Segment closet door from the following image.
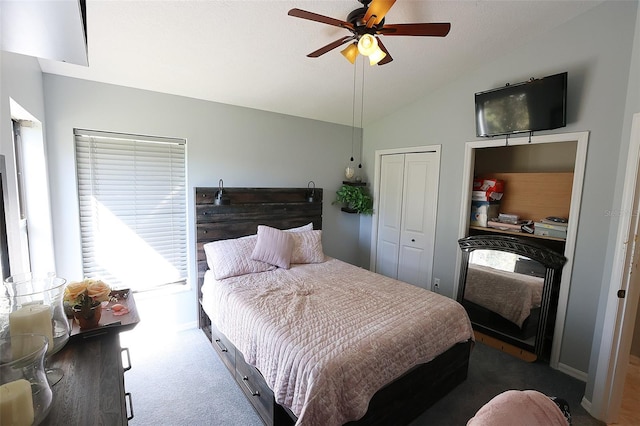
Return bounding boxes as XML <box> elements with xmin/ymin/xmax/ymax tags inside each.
<box><xmin>375</xmin><ymin>154</ymin><xmax>405</xmax><ymax>279</ymax></box>
<box><xmin>397</xmin><ymin>152</ymin><xmax>438</xmax><ymax>287</ymax></box>
<box><xmin>375</xmin><ymin>151</ymin><xmax>439</xmax><ymax>288</ymax></box>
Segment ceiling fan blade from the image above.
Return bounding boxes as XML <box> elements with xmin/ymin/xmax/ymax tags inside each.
<box><xmin>288</xmin><ymin>8</ymin><xmax>354</xmax><ymax>31</ymax></box>
<box><xmin>364</xmin><ymin>0</ymin><xmax>397</xmax><ymax>28</ymax></box>
<box><xmin>378</xmin><ymin>23</ymin><xmax>451</xmax><ymax>37</ymax></box>
<box><xmin>376</xmin><ymin>38</ymin><xmax>393</xmax><ymax>65</ymax></box>
<box><xmin>307</xmin><ymin>36</ymin><xmax>355</xmax><ymax>58</ymax></box>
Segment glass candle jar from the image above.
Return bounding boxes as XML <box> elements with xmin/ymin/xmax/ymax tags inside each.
<box><xmin>0</xmin><ymin>333</ymin><xmax>53</xmax><ymax>425</ymax></box>
<box><xmin>2</xmin><ymin>273</ymin><xmax>70</xmax><ymax>356</ymax></box>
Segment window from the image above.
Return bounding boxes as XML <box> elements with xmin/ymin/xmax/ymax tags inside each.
<box><xmin>11</xmin><ymin>121</ymin><xmax>30</xmax><ymax>275</ymax></box>
<box><xmin>0</xmin><ymin>155</ymin><xmax>10</xmax><ymax>280</ymax></box>
<box><xmin>9</xmin><ymin>100</ymin><xmax>55</xmax><ymax>274</ymax></box>
<box><xmin>74</xmin><ymin>129</ymin><xmax>186</xmax><ymax>291</ymax></box>
<box><xmin>12</xmin><ymin>120</ymin><xmax>27</xmax><ymax>221</ymax></box>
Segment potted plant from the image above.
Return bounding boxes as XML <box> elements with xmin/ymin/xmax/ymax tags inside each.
<box><xmin>334</xmin><ymin>184</ymin><xmax>374</xmax><ymax>215</ymax></box>
<box><xmin>64</xmin><ymin>278</ymin><xmax>113</xmax><ymax>329</ymax></box>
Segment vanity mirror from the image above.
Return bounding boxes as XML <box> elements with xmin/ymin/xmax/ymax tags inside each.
<box><xmin>457</xmin><ymin>235</ymin><xmax>566</xmax><ymax>362</ymax></box>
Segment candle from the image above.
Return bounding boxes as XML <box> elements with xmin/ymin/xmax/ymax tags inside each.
<box><xmin>9</xmin><ymin>304</ymin><xmax>53</xmax><ymax>357</ymax></box>
<box><xmin>0</xmin><ymin>379</ymin><xmax>34</xmax><ymax>426</ymax></box>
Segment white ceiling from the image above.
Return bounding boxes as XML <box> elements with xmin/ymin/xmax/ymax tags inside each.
<box><xmin>37</xmin><ymin>0</ymin><xmax>605</xmax><ymax>127</ymax></box>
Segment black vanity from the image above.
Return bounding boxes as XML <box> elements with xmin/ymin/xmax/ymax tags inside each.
<box><xmin>457</xmin><ymin>235</ymin><xmax>567</xmax><ymax>362</ymax></box>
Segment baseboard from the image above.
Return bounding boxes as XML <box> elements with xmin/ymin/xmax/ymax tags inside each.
<box><xmin>581</xmin><ymin>396</ymin><xmax>593</xmax><ymax>414</ymax></box>
<box><xmin>557</xmin><ymin>362</ymin><xmax>588</xmax><ymax>382</ymax></box>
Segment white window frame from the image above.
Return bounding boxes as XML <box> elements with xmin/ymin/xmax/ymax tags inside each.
<box><xmin>74</xmin><ymin>129</ymin><xmax>187</xmax><ymax>292</ymax></box>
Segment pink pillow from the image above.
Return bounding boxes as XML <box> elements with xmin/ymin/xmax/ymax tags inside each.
<box><xmin>251</xmin><ymin>225</ymin><xmax>294</xmax><ymax>269</ymax></box>
<box><xmin>467</xmin><ymin>390</ymin><xmax>569</xmax><ymax>426</ymax></box>
<box><xmin>203</xmin><ymin>235</ymin><xmax>275</xmax><ymax>280</ymax></box>
<box><xmin>290</xmin><ymin>230</ymin><xmax>325</xmax><ymax>264</ymax></box>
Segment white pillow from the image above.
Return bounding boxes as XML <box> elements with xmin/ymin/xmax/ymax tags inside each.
<box><xmin>251</xmin><ymin>225</ymin><xmax>294</xmax><ymax>269</ymax></box>
<box><xmin>290</xmin><ymin>230</ymin><xmax>325</xmax><ymax>264</ymax></box>
<box><xmin>203</xmin><ymin>235</ymin><xmax>275</xmax><ymax>280</ymax></box>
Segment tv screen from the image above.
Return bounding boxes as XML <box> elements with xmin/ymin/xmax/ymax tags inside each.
<box><xmin>475</xmin><ymin>72</ymin><xmax>567</xmax><ymax>137</ymax></box>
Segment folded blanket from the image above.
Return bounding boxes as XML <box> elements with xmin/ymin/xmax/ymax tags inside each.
<box><xmin>467</xmin><ymin>390</ymin><xmax>569</xmax><ymax>426</ymax></box>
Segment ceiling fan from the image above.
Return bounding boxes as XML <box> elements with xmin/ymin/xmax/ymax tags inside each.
<box><xmin>288</xmin><ymin>0</ymin><xmax>451</xmax><ymax>66</ymax></box>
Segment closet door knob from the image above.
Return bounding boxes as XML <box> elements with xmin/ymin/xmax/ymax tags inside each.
<box><xmin>411</xmin><ymin>239</ymin><xmax>415</xmax><ymax>242</ymax></box>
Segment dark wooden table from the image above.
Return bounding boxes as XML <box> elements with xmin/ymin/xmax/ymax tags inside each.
<box><xmin>42</xmin><ymin>332</ymin><xmax>131</xmax><ymax>425</ymax></box>
<box><xmin>41</xmin><ymin>291</ymin><xmax>139</xmax><ymax>425</ymax></box>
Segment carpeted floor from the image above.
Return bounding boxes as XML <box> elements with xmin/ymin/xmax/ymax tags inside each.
<box><xmin>120</xmin><ymin>327</ymin><xmax>604</xmax><ymax>426</ymax></box>
<box><xmin>121</xmin><ymin>326</ymin><xmax>262</xmax><ymax>426</ymax></box>
<box><xmin>410</xmin><ymin>341</ymin><xmax>604</xmax><ymax>426</ymax></box>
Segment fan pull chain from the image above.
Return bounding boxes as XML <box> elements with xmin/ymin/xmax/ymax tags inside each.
<box><xmin>358</xmin><ymin>58</ymin><xmax>365</xmax><ymax>169</ymax></box>
<box><xmin>350</xmin><ymin>55</ymin><xmax>357</xmax><ymax>163</ymax></box>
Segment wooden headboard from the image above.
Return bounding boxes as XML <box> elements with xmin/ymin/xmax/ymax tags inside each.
<box><xmin>194</xmin><ymin>187</ymin><xmax>323</xmax><ymax>326</ymax></box>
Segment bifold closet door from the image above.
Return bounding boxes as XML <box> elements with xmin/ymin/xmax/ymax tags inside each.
<box><xmin>375</xmin><ymin>154</ymin><xmax>405</xmax><ymax>279</ymax></box>
<box><xmin>376</xmin><ymin>152</ymin><xmax>438</xmax><ymax>288</ymax></box>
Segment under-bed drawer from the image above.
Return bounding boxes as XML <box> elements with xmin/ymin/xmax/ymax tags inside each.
<box><xmin>210</xmin><ymin>325</ymin><xmax>235</xmax><ymax>372</ymax></box>
<box><xmin>235</xmin><ymin>352</ymin><xmax>275</xmax><ymax>424</ymax></box>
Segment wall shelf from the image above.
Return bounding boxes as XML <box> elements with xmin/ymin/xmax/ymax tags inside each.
<box><xmin>468</xmin><ymin>225</ymin><xmax>565</xmax><ymax>242</ymax></box>
<box><xmin>341</xmin><ymin>207</ymin><xmax>358</xmax><ymax>214</ymax></box>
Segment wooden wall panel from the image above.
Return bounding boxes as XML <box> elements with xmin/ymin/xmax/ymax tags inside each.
<box><xmin>482</xmin><ymin>172</ymin><xmax>574</xmax><ymax>222</ymax></box>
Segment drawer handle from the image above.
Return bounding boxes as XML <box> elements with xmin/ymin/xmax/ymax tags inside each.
<box><xmin>214</xmin><ymin>338</ymin><xmax>228</xmax><ymax>353</ymax></box>
<box><xmin>125</xmin><ymin>392</ymin><xmax>134</xmax><ymax>420</ymax></box>
<box><xmin>121</xmin><ymin>347</ymin><xmax>132</xmax><ymax>372</ymax></box>
<box><xmin>242</xmin><ymin>376</ymin><xmax>260</xmax><ymax>397</ymax></box>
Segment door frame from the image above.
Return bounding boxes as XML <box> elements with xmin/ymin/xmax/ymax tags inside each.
<box><xmin>370</xmin><ymin>145</ymin><xmax>441</xmax><ymax>291</ymax></box>
<box><xmin>589</xmin><ymin>113</ymin><xmax>640</xmax><ymax>422</ymax></box>
<box><xmin>454</xmin><ymin>131</ymin><xmax>589</xmax><ymax>372</ymax></box>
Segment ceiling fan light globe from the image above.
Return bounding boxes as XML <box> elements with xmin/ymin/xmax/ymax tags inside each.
<box><xmin>357</xmin><ymin>34</ymin><xmax>378</xmax><ymax>56</ymax></box>
<box><xmin>368</xmin><ymin>47</ymin><xmax>386</xmax><ymax>65</ymax></box>
<box><xmin>340</xmin><ymin>43</ymin><xmax>359</xmax><ymax>64</ymax></box>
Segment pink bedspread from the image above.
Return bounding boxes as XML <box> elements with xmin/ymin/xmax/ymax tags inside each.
<box><xmin>464</xmin><ymin>263</ymin><xmax>544</xmax><ymax>328</ymax></box>
<box><xmin>201</xmin><ymin>258</ymin><xmax>473</xmax><ymax>426</ymax></box>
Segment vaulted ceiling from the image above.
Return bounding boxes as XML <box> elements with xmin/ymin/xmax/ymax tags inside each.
<box><xmin>36</xmin><ymin>0</ymin><xmax>605</xmax><ymax>126</ymax></box>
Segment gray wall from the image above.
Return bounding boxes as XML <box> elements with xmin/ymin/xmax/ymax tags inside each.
<box><xmin>362</xmin><ymin>0</ymin><xmax>638</xmax><ymax>381</ymax></box>
<box><xmin>41</xmin><ymin>74</ymin><xmax>362</xmax><ymax>328</ymax></box>
<box><xmin>585</xmin><ymin>0</ymin><xmax>640</xmax><ymax>404</ymax></box>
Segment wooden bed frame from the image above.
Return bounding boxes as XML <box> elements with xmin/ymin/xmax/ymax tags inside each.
<box><xmin>195</xmin><ymin>186</ymin><xmax>472</xmax><ymax>425</ymax></box>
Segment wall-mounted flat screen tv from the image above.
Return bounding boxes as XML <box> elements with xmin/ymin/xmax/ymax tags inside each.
<box><xmin>475</xmin><ymin>72</ymin><xmax>567</xmax><ymax>137</ymax></box>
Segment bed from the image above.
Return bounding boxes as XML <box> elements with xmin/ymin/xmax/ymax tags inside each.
<box><xmin>196</xmin><ymin>187</ymin><xmax>474</xmax><ymax>425</ymax></box>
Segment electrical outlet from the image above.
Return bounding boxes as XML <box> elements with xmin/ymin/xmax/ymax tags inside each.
<box><xmin>433</xmin><ymin>278</ymin><xmax>440</xmax><ymax>293</ymax></box>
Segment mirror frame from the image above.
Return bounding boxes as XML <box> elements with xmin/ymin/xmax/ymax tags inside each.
<box><xmin>457</xmin><ymin>234</ymin><xmax>567</xmax><ymax>360</ymax></box>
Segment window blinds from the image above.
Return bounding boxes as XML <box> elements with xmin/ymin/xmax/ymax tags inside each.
<box><xmin>74</xmin><ymin>129</ymin><xmax>187</xmax><ymax>291</ymax></box>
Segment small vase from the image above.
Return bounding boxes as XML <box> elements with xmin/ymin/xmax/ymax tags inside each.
<box><xmin>345</xmin><ymin>166</ymin><xmax>355</xmax><ymax>180</ymax></box>
<box><xmin>73</xmin><ymin>304</ymin><xmax>102</xmax><ymax>330</ymax></box>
